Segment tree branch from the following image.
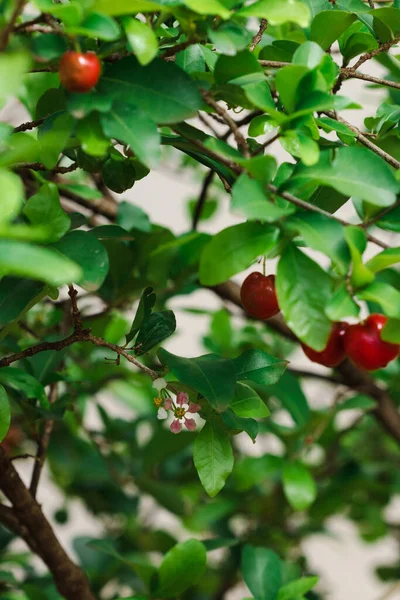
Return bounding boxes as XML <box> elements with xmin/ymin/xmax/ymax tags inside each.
<box><xmin>250</xmin><ymin>19</ymin><xmax>268</xmax><ymax>52</ymax></box>
<box><xmin>0</xmin><ymin>446</ymin><xmax>96</xmax><ymax>600</ymax></box>
<box><xmin>352</xmin><ymin>35</ymin><xmax>400</xmax><ymax>70</ymax></box>
<box><xmin>201</xmin><ymin>91</ymin><xmax>250</xmax><ymax>157</ymax></box>
<box><xmin>29</xmin><ymin>383</ymin><xmax>57</xmax><ymax>498</ymax></box>
<box><xmin>192</xmin><ymin>170</ymin><xmax>215</xmax><ymax>230</ymax></box>
<box><xmin>18</xmin><ymin>162</ymin><xmax>78</xmax><ymax>174</ymax></box>
<box><xmin>13</xmin><ymin>117</ymin><xmax>46</xmax><ymax>133</ymax></box>
<box><xmin>0</xmin><ymin>0</ymin><xmax>26</xmax><ymax>51</ymax></box>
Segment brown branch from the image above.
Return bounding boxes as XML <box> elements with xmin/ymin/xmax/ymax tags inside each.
<box><xmin>342</xmin><ymin>68</ymin><xmax>400</xmax><ymax>91</ymax></box>
<box><xmin>201</xmin><ymin>91</ymin><xmax>250</xmax><ymax>157</ymax></box>
<box><xmin>0</xmin><ymin>446</ymin><xmax>96</xmax><ymax>600</ymax></box>
<box><xmin>18</xmin><ymin>162</ymin><xmax>78</xmax><ymax>174</ymax></box>
<box><xmin>253</xmin><ymin>132</ymin><xmax>280</xmax><ymax>156</ymax></box>
<box><xmin>192</xmin><ymin>170</ymin><xmax>215</xmax><ymax>230</ymax></box>
<box><xmin>250</xmin><ymin>18</ymin><xmax>268</xmax><ymax>52</ymax></box>
<box><xmin>323</xmin><ymin>111</ymin><xmax>400</xmax><ymax>170</ymax></box>
<box><xmin>0</xmin><ymin>503</ymin><xmax>43</xmax><ymax>557</ymax></box>
<box><xmin>68</xmin><ymin>285</ymin><xmax>83</xmax><ymax>331</ymax></box>
<box><xmin>352</xmin><ymin>34</ymin><xmax>400</xmax><ymax>70</ymax></box>
<box><xmin>0</xmin><ymin>0</ymin><xmax>26</xmax><ymax>51</ymax></box>
<box><xmin>160</xmin><ymin>39</ymin><xmax>199</xmax><ymax>59</ymax></box>
<box><xmin>210</xmin><ymin>281</ymin><xmax>400</xmax><ymax>444</ymax></box>
<box><xmin>59</xmin><ymin>186</ymin><xmax>117</xmax><ymax>219</ymax></box>
<box><xmin>29</xmin><ymin>383</ymin><xmax>57</xmax><ymax>498</ymax></box>
<box><xmin>13</xmin><ymin>117</ymin><xmax>46</xmax><ymax>133</ymax></box>
<box><xmin>363</xmin><ymin>198</ymin><xmax>400</xmax><ymax>228</ymax></box>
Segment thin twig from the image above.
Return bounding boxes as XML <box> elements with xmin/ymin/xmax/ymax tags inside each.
<box><xmin>198</xmin><ymin>112</ymin><xmax>221</xmax><ymax>138</ymax></box>
<box><xmin>201</xmin><ymin>90</ymin><xmax>250</xmax><ymax>157</ymax></box>
<box><xmin>19</xmin><ymin>162</ymin><xmax>78</xmax><ymax>174</ymax></box>
<box><xmin>250</xmin><ymin>19</ymin><xmax>268</xmax><ymax>52</ymax></box>
<box><xmin>68</xmin><ymin>285</ymin><xmax>83</xmax><ymax>331</ymax></box>
<box><xmin>363</xmin><ymin>198</ymin><xmax>400</xmax><ymax>228</ymax></box>
<box><xmin>160</xmin><ymin>38</ymin><xmax>199</xmax><ymax>59</ymax></box>
<box><xmin>352</xmin><ymin>34</ymin><xmax>400</xmax><ymax>70</ymax></box>
<box><xmin>343</xmin><ymin>69</ymin><xmax>400</xmax><ymax>91</ymax></box>
<box><xmin>0</xmin><ymin>0</ymin><xmax>26</xmax><ymax>51</ymax></box>
<box><xmin>30</xmin><ymin>383</ymin><xmax>57</xmax><ymax>498</ymax></box>
<box><xmin>13</xmin><ymin>117</ymin><xmax>46</xmax><ymax>133</ymax></box>
<box><xmin>192</xmin><ymin>170</ymin><xmax>215</xmax><ymax>230</ymax></box>
<box><xmin>253</xmin><ymin>132</ymin><xmax>280</xmax><ymax>155</ymax></box>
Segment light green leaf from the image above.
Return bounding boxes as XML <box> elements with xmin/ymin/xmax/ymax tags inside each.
<box><xmin>0</xmin><ymin>169</ymin><xmax>24</xmax><ymax>223</ymax></box>
<box><xmin>0</xmin><ymin>385</ymin><xmax>10</xmax><ymax>443</ymax></box>
<box><xmin>94</xmin><ymin>0</ymin><xmax>179</xmax><ymax>14</ymax></box>
<box><xmin>241</xmin><ymin>545</ymin><xmax>282</xmax><ymax>600</ymax></box>
<box><xmin>282</xmin><ymin>462</ymin><xmax>317</xmax><ymax>511</ymax></box>
<box><xmin>101</xmin><ymin>101</ymin><xmax>161</xmax><ymax>168</ymax></box>
<box><xmin>231</xmin><ymin>174</ymin><xmax>293</xmax><ymax>222</ymax></box>
<box><xmin>231</xmin><ymin>383</ymin><xmax>271</xmax><ymax>418</ymax></box>
<box><xmin>117</xmin><ymin>201</ymin><xmax>151</xmax><ymax>233</ymax></box>
<box><xmin>76</xmin><ymin>113</ymin><xmax>110</xmax><ymax>157</ymax></box>
<box><xmin>193</xmin><ymin>421</ymin><xmax>234</xmax><ymax>497</ymax></box>
<box><xmin>366</xmin><ymin>247</ymin><xmax>400</xmax><ymax>273</ymax></box>
<box><xmin>382</xmin><ymin>318</ymin><xmax>400</xmax><ymax>343</ymax></box>
<box><xmin>23</xmin><ymin>183</ymin><xmax>70</xmax><ymax>243</ymax></box>
<box><xmin>277</xmin><ymin>576</ymin><xmax>319</xmax><ymax>600</ymax></box>
<box><xmin>38</xmin><ymin>112</ymin><xmax>75</xmax><ymax>169</ymax></box>
<box><xmin>292</xmin><ymin>41</ymin><xmax>324</xmax><ymax>68</ymax></box>
<box><xmin>199</xmin><ymin>222</ymin><xmax>279</xmax><ymax>286</ymax></box>
<box><xmin>67</xmin><ymin>12</ymin><xmax>121</xmax><ymax>40</ymax></box>
<box><xmin>337</xmin><ymin>395</ymin><xmax>377</xmax><ymax>412</ymax></box>
<box><xmin>183</xmin><ymin>0</ymin><xmax>231</xmax><ymax>18</ymax></box>
<box><xmin>325</xmin><ymin>283</ymin><xmax>360</xmax><ymax>321</ymax></box>
<box><xmin>233</xmin><ymin>349</ymin><xmax>288</xmax><ymax>387</ymax></box>
<box><xmin>0</xmin><ymin>240</ymin><xmax>81</xmax><ymax>286</ymax></box>
<box><xmin>238</xmin><ymin>0</ymin><xmax>310</xmax><ymax>27</ymax></box>
<box><xmin>158</xmin><ymin>539</ymin><xmax>207</xmax><ymax>597</ymax></box>
<box><xmin>122</xmin><ymin>17</ymin><xmax>158</xmax><ymax>65</ymax></box>
<box><xmin>0</xmin><ymin>52</ymin><xmax>31</xmax><ymax>109</ymax></box>
<box><xmin>280</xmin><ymin>131</ymin><xmax>320</xmax><ymax>166</ymax></box>
<box><xmin>276</xmin><ymin>244</ymin><xmax>332</xmax><ymax>351</ymax></box>
<box><xmin>311</xmin><ymin>11</ymin><xmax>356</xmax><ymax>50</ymax></box>
<box><xmin>345</xmin><ymin>227</ymin><xmax>375</xmax><ymax>288</ymax></box>
<box><xmin>357</xmin><ymin>282</ymin><xmax>400</xmax><ymax>319</ymax></box>
<box><xmin>209</xmin><ymin>21</ymin><xmax>251</xmax><ymax>56</ymax></box>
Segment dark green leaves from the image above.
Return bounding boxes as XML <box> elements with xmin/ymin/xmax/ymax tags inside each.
<box><xmin>193</xmin><ymin>421</ymin><xmax>234</xmax><ymax>497</ymax></box>
<box><xmin>100</xmin><ymin>58</ymin><xmax>202</xmax><ymax>124</ymax></box>
<box><xmin>241</xmin><ymin>545</ymin><xmax>282</xmax><ymax>600</ymax></box>
<box><xmin>282</xmin><ymin>462</ymin><xmax>317</xmax><ymax>511</ymax></box>
<box><xmin>23</xmin><ymin>183</ymin><xmax>70</xmax><ymax>242</ymax></box>
<box><xmin>158</xmin><ymin>349</ymin><xmax>236</xmax><ymax>412</ymax></box>
<box><xmin>277</xmin><ymin>244</ymin><xmax>333</xmax><ymax>350</ymax></box>
<box><xmin>135</xmin><ymin>311</ymin><xmax>176</xmax><ymax>355</ymax></box>
<box><xmin>157</xmin><ymin>539</ymin><xmax>207</xmax><ymax>597</ymax></box>
<box><xmin>0</xmin><ymin>385</ymin><xmax>10</xmax><ymax>443</ymax></box>
<box><xmin>0</xmin><ymin>367</ymin><xmax>48</xmax><ymax>408</ymax></box>
<box><xmin>231</xmin><ymin>174</ymin><xmax>293</xmax><ymax>223</ymax></box>
<box><xmin>199</xmin><ymin>223</ymin><xmax>279</xmax><ymax>286</ymax></box>
<box><xmin>233</xmin><ymin>349</ymin><xmax>288</xmax><ymax>387</ymax></box>
<box><xmin>311</xmin><ymin>11</ymin><xmax>356</xmax><ymax>50</ymax></box>
<box><xmin>125</xmin><ymin>287</ymin><xmax>156</xmax><ymax>345</ymax></box>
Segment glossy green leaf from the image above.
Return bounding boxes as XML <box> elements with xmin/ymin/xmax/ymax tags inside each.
<box><xmin>53</xmin><ymin>230</ymin><xmax>109</xmax><ymax>291</ymax></box>
<box><xmin>233</xmin><ymin>349</ymin><xmax>288</xmax><ymax>387</ymax></box>
<box><xmin>337</xmin><ymin>395</ymin><xmax>377</xmax><ymax>412</ymax></box>
<box><xmin>221</xmin><ymin>409</ymin><xmax>259</xmax><ymax>441</ymax></box>
<box><xmin>94</xmin><ymin>0</ymin><xmax>180</xmax><ymax>14</ymax></box>
<box><xmin>135</xmin><ymin>310</ymin><xmax>176</xmax><ymax>355</ymax></box>
<box><xmin>277</xmin><ymin>244</ymin><xmax>332</xmax><ymax>350</ymax></box>
<box><xmin>366</xmin><ymin>247</ymin><xmax>400</xmax><ymax>273</ymax></box>
<box><xmin>280</xmin><ymin>131</ymin><xmax>320</xmax><ymax>166</ymax></box>
<box><xmin>311</xmin><ymin>11</ymin><xmax>356</xmax><ymax>50</ymax></box>
<box><xmin>208</xmin><ymin>21</ymin><xmax>251</xmax><ymax>56</ymax></box>
<box><xmin>277</xmin><ymin>576</ymin><xmax>319</xmax><ymax>600</ymax></box>
<box><xmin>0</xmin><ymin>169</ymin><xmax>24</xmax><ymax>224</ymax></box>
<box><xmin>193</xmin><ymin>421</ymin><xmax>234</xmax><ymax>497</ymax></box>
<box><xmin>126</xmin><ymin>287</ymin><xmax>156</xmax><ymax>345</ymax></box>
<box><xmin>382</xmin><ymin>318</ymin><xmax>400</xmax><ymax>343</ymax></box>
<box><xmin>325</xmin><ymin>283</ymin><xmax>360</xmax><ymax>321</ymax></box>
<box><xmin>268</xmin><ymin>372</ymin><xmax>310</xmax><ymax>426</ymax></box>
<box><xmin>100</xmin><ymin>57</ymin><xmax>202</xmax><ymax>124</ymax></box>
<box><xmin>101</xmin><ymin>156</ymin><xmax>136</xmax><ymax>193</ymax></box>
<box><xmin>283</xmin><ymin>462</ymin><xmax>317</xmax><ymax>511</ymax></box>
<box><xmin>357</xmin><ymin>282</ymin><xmax>400</xmax><ymax>319</ymax></box>
<box><xmin>158</xmin><ymin>349</ymin><xmax>236</xmax><ymax>412</ymax></box>
<box><xmin>0</xmin><ymin>52</ymin><xmax>31</xmax><ymax>109</ymax></box>
<box><xmin>67</xmin><ymin>12</ymin><xmax>121</xmax><ymax>40</ymax></box>
<box><xmin>0</xmin><ymin>385</ymin><xmax>10</xmax><ymax>443</ymax></box>
<box><xmin>38</xmin><ymin>112</ymin><xmax>75</xmax><ymax>169</ymax></box>
<box><xmin>122</xmin><ymin>17</ymin><xmax>158</xmax><ymax>66</ymax></box>
<box><xmin>158</xmin><ymin>539</ymin><xmax>207</xmax><ymax>596</ymax></box>
<box><xmin>117</xmin><ymin>201</ymin><xmax>151</xmax><ymax>233</ymax></box>
<box><xmin>183</xmin><ymin>0</ymin><xmax>230</xmax><ymax>18</ymax></box>
<box><xmin>231</xmin><ymin>174</ymin><xmax>293</xmax><ymax>222</ymax></box>
<box><xmin>0</xmin><ymin>278</ymin><xmax>46</xmax><ymax>330</ymax></box>
<box><xmin>0</xmin><ymin>367</ymin><xmax>48</xmax><ymax>408</ymax></box>
<box><xmin>23</xmin><ymin>183</ymin><xmax>70</xmax><ymax>243</ymax></box>
<box><xmin>231</xmin><ymin>383</ymin><xmax>271</xmax><ymax>418</ymax></box>
<box><xmin>0</xmin><ymin>240</ymin><xmax>81</xmax><ymax>286</ymax></box>
<box><xmin>237</xmin><ymin>0</ymin><xmax>310</xmax><ymax>27</ymax></box>
<box><xmin>76</xmin><ymin>113</ymin><xmax>110</xmax><ymax>157</ymax></box>
<box><xmin>199</xmin><ymin>223</ymin><xmax>279</xmax><ymax>286</ymax></box>
<box><xmin>345</xmin><ymin>227</ymin><xmax>375</xmax><ymax>289</ymax></box>
<box><xmin>175</xmin><ymin>44</ymin><xmax>206</xmax><ymax>73</ymax></box>
<box><xmin>241</xmin><ymin>545</ymin><xmax>282</xmax><ymax>600</ymax></box>
<box><xmin>101</xmin><ymin>101</ymin><xmax>161</xmax><ymax>168</ymax></box>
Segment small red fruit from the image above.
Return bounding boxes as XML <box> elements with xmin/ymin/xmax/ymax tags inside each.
<box><xmin>344</xmin><ymin>313</ymin><xmax>399</xmax><ymax>371</ymax></box>
<box><xmin>59</xmin><ymin>51</ymin><xmax>101</xmax><ymax>93</ymax></box>
<box><xmin>302</xmin><ymin>321</ymin><xmax>348</xmax><ymax>368</ymax></box>
<box><xmin>240</xmin><ymin>272</ymin><xmax>280</xmax><ymax>320</ymax></box>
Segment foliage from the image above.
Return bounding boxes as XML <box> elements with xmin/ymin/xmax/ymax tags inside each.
<box><xmin>0</xmin><ymin>1</ymin><xmax>400</xmax><ymax>599</ymax></box>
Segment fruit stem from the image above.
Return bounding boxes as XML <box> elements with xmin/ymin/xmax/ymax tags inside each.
<box><xmin>262</xmin><ymin>256</ymin><xmax>266</xmax><ymax>276</ymax></box>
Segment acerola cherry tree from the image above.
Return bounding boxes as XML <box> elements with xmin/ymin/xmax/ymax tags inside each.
<box><xmin>1</xmin><ymin>0</ymin><xmax>400</xmax><ymax>599</ymax></box>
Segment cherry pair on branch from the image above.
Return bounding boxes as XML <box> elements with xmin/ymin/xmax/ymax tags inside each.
<box><xmin>240</xmin><ymin>272</ymin><xmax>399</xmax><ymax>371</ymax></box>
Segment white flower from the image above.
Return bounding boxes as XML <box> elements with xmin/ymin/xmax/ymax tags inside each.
<box><xmin>157</xmin><ymin>407</ymin><xmax>168</xmax><ymax>420</ymax></box>
<box><xmin>153</xmin><ymin>377</ymin><xmax>167</xmax><ymax>392</ymax></box>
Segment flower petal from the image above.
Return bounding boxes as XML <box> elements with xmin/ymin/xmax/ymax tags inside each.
<box><xmin>188</xmin><ymin>402</ymin><xmax>201</xmax><ymax>413</ymax></box>
<box><xmin>184</xmin><ymin>417</ymin><xmax>196</xmax><ymax>431</ymax></box>
<box><xmin>153</xmin><ymin>377</ymin><xmax>167</xmax><ymax>392</ymax></box>
<box><xmin>163</xmin><ymin>398</ymin><xmax>172</xmax><ymax>410</ymax></box>
<box><xmin>176</xmin><ymin>391</ymin><xmax>189</xmax><ymax>406</ymax></box>
<box><xmin>157</xmin><ymin>407</ymin><xmax>168</xmax><ymax>420</ymax></box>
<box><xmin>170</xmin><ymin>419</ymin><xmax>182</xmax><ymax>434</ymax></box>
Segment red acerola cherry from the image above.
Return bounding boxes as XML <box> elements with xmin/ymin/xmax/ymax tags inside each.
<box><xmin>344</xmin><ymin>313</ymin><xmax>399</xmax><ymax>371</ymax></box>
<box><xmin>240</xmin><ymin>272</ymin><xmax>280</xmax><ymax>320</ymax></box>
<box><xmin>59</xmin><ymin>51</ymin><xmax>101</xmax><ymax>93</ymax></box>
<box><xmin>301</xmin><ymin>322</ymin><xmax>349</xmax><ymax>368</ymax></box>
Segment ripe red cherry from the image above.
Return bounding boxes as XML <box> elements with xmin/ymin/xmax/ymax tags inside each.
<box><xmin>59</xmin><ymin>51</ymin><xmax>101</xmax><ymax>93</ymax></box>
<box><xmin>344</xmin><ymin>314</ymin><xmax>399</xmax><ymax>371</ymax></box>
<box><xmin>240</xmin><ymin>272</ymin><xmax>279</xmax><ymax>320</ymax></box>
<box><xmin>302</xmin><ymin>321</ymin><xmax>349</xmax><ymax>368</ymax></box>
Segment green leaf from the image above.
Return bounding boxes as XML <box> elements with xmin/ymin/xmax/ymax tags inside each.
<box><xmin>122</xmin><ymin>17</ymin><xmax>158</xmax><ymax>66</ymax></box>
<box><xmin>183</xmin><ymin>0</ymin><xmax>231</xmax><ymax>18</ymax></box>
<box><xmin>337</xmin><ymin>395</ymin><xmax>377</xmax><ymax>412</ymax></box>
<box><xmin>100</xmin><ymin>57</ymin><xmax>202</xmax><ymax>124</ymax></box>
<box><xmin>268</xmin><ymin>372</ymin><xmax>310</xmax><ymax>426</ymax></box>
<box><xmin>292</xmin><ymin>40</ymin><xmax>324</xmax><ymax>68</ymax></box>
<box><xmin>0</xmin><ymin>367</ymin><xmax>48</xmax><ymax>409</ymax></box>
<box><xmin>158</xmin><ymin>349</ymin><xmax>236</xmax><ymax>412</ymax></box>
<box><xmin>325</xmin><ymin>283</ymin><xmax>360</xmax><ymax>321</ymax></box>
<box><xmin>0</xmin><ymin>240</ymin><xmax>81</xmax><ymax>286</ymax></box>
<box><xmin>285</xmin><ymin>212</ymin><xmax>350</xmax><ymax>275</ymax></box>
<box><xmin>53</xmin><ymin>230</ymin><xmax>109</xmax><ymax>291</ymax></box>
<box><xmin>176</xmin><ymin>44</ymin><xmax>206</xmax><ymax>73</ymax></box>
<box><xmin>221</xmin><ymin>409</ymin><xmax>259</xmax><ymax>441</ymax></box>
<box><xmin>237</xmin><ymin>0</ymin><xmax>310</xmax><ymax>27</ymax></box>
<box><xmin>125</xmin><ymin>287</ymin><xmax>156</xmax><ymax>345</ymax></box>
<box><xmin>316</xmin><ymin>116</ymin><xmax>357</xmax><ymax>138</ymax></box>
<box><xmin>208</xmin><ymin>21</ymin><xmax>251</xmax><ymax>56</ymax></box>
<box><xmin>0</xmin><ymin>278</ymin><xmax>46</xmax><ymax>330</ymax></box>
<box><xmin>285</xmin><ymin>148</ymin><xmax>400</xmax><ymax>207</ymax></box>
<box><xmin>276</xmin><ymin>244</ymin><xmax>332</xmax><ymax>351</ymax></box>
<box><xmin>38</xmin><ymin>112</ymin><xmax>75</xmax><ymax>169</ymax></box>
<box><xmin>241</xmin><ymin>545</ymin><xmax>282</xmax><ymax>600</ymax></box>
<box><xmin>23</xmin><ymin>183</ymin><xmax>70</xmax><ymax>243</ymax></box>
<box><xmin>233</xmin><ymin>349</ymin><xmax>288</xmax><ymax>387</ymax></box>
<box><xmin>345</xmin><ymin>227</ymin><xmax>375</xmax><ymax>289</ymax></box>
<box><xmin>101</xmin><ymin>101</ymin><xmax>160</xmax><ymax>169</ymax></box>
<box><xmin>0</xmin><ymin>385</ymin><xmax>10</xmax><ymax>443</ymax></box>
<box><xmin>311</xmin><ymin>11</ymin><xmax>356</xmax><ymax>50</ymax></box>
<box><xmin>76</xmin><ymin>113</ymin><xmax>110</xmax><ymax>157</ymax></box>
<box><xmin>117</xmin><ymin>201</ymin><xmax>151</xmax><ymax>233</ymax></box>
<box><xmin>0</xmin><ymin>52</ymin><xmax>31</xmax><ymax>109</ymax></box>
<box><xmin>231</xmin><ymin>174</ymin><xmax>294</xmax><ymax>222</ymax></box>
<box><xmin>158</xmin><ymin>539</ymin><xmax>207</xmax><ymax>597</ymax></box>
<box><xmin>366</xmin><ymin>247</ymin><xmax>400</xmax><ymax>273</ymax></box>
<box><xmin>231</xmin><ymin>382</ymin><xmax>271</xmax><ymax>418</ymax></box>
<box><xmin>193</xmin><ymin>421</ymin><xmax>234</xmax><ymax>497</ymax></box>
<box><xmin>282</xmin><ymin>462</ymin><xmax>317</xmax><ymax>511</ymax></box>
<box><xmin>199</xmin><ymin>223</ymin><xmax>279</xmax><ymax>286</ymax></box>
<box><xmin>101</xmin><ymin>156</ymin><xmax>136</xmax><ymax>193</ymax></box>
<box><xmin>382</xmin><ymin>318</ymin><xmax>400</xmax><ymax>343</ymax></box>
<box><xmin>280</xmin><ymin>131</ymin><xmax>320</xmax><ymax>167</ymax></box>
<box><xmin>0</xmin><ymin>169</ymin><xmax>24</xmax><ymax>223</ymax></box>
<box><xmin>357</xmin><ymin>282</ymin><xmax>400</xmax><ymax>319</ymax></box>
<box><xmin>67</xmin><ymin>12</ymin><xmax>121</xmax><ymax>40</ymax></box>
<box><xmin>135</xmin><ymin>311</ymin><xmax>176</xmax><ymax>355</ymax></box>
<box><xmin>277</xmin><ymin>576</ymin><xmax>319</xmax><ymax>600</ymax></box>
